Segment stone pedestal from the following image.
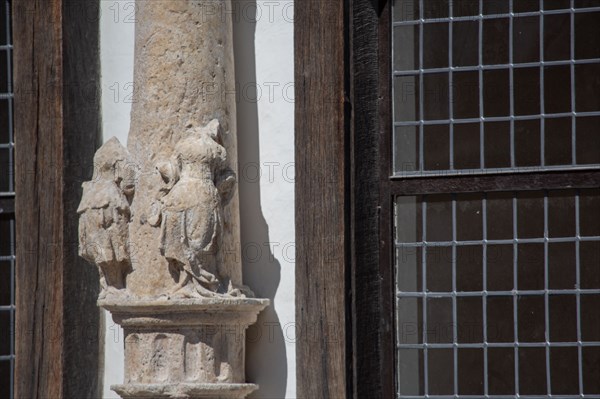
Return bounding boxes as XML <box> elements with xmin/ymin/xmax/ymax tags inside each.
<box><xmin>101</xmin><ymin>298</ymin><xmax>268</xmax><ymax>399</ymax></box>
<box><xmin>76</xmin><ymin>1</ymin><xmax>268</xmax><ymax>398</ymax></box>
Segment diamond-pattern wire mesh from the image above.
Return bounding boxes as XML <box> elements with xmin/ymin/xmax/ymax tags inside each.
<box><xmin>0</xmin><ymin>0</ymin><xmax>14</xmax><ymax>398</ymax></box>
<box><xmin>394</xmin><ymin>189</ymin><xmax>600</xmax><ymax>397</ymax></box>
<box><xmin>393</xmin><ymin>1</ymin><xmax>600</xmax><ymax>396</ymax></box>
<box><xmin>392</xmin><ymin>0</ymin><xmax>600</xmax><ymax>176</ymax></box>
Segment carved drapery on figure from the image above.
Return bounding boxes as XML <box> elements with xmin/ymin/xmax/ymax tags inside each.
<box><xmin>151</xmin><ymin>119</ymin><xmax>249</xmax><ymax>298</ymax></box>
<box><xmin>78</xmin><ymin>119</ymin><xmax>248</xmax><ymax>299</ymax></box>
<box><xmin>78</xmin><ymin>137</ymin><xmax>134</xmax><ymax>297</ymax></box>
<box><xmin>77</xmin><ymin>1</ymin><xmax>267</xmax><ymax>398</ymax></box>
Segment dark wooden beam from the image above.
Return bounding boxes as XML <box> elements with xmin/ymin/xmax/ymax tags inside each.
<box><xmin>13</xmin><ymin>0</ymin><xmax>102</xmax><ymax>397</ymax></box>
<box><xmin>390</xmin><ymin>169</ymin><xmax>600</xmax><ymax>195</ymax></box>
<box><xmin>295</xmin><ymin>0</ymin><xmax>350</xmax><ymax>397</ymax></box>
<box><xmin>350</xmin><ymin>0</ymin><xmax>395</xmax><ymax>397</ymax></box>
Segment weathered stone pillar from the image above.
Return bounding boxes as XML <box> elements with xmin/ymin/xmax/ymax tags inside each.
<box><xmin>128</xmin><ymin>0</ymin><xmax>242</xmax><ymax>295</ymax></box>
<box><xmin>77</xmin><ymin>1</ymin><xmax>268</xmax><ymax>398</ymax></box>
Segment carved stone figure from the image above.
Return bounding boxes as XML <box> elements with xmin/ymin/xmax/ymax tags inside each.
<box><xmin>150</xmin><ymin>119</ymin><xmax>236</xmax><ymax>297</ymax></box>
<box><xmin>78</xmin><ymin>137</ymin><xmax>135</xmax><ymax>297</ymax></box>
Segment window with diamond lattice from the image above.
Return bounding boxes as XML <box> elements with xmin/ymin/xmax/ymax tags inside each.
<box><xmin>392</xmin><ymin>1</ymin><xmax>600</xmax><ymax>397</ymax></box>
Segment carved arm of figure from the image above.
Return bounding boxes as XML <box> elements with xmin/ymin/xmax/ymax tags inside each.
<box><xmin>216</xmin><ymin>168</ymin><xmax>236</xmax><ymax>205</ymax></box>
<box><xmin>148</xmin><ymin>159</ymin><xmax>180</xmax><ymax>227</ymax></box>
<box><xmin>156</xmin><ymin>159</ymin><xmax>180</xmax><ymax>190</ymax></box>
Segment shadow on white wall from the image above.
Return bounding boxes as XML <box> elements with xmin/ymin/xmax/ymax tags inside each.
<box><xmin>234</xmin><ymin>1</ymin><xmax>290</xmax><ymax>397</ymax></box>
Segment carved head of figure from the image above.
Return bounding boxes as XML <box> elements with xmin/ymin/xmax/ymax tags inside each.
<box><xmin>118</xmin><ymin>161</ymin><xmax>137</xmax><ymax>199</ymax></box>
<box><xmin>177</xmin><ymin>119</ymin><xmax>224</xmax><ymax>161</ymax></box>
<box><xmin>169</xmin><ymin>119</ymin><xmax>228</xmax><ymax>180</ymax></box>
<box><xmin>93</xmin><ymin>137</ymin><xmax>136</xmax><ymax>197</ymax></box>
<box><xmin>154</xmin><ymin>119</ymin><xmax>235</xmax><ymax>210</ymax></box>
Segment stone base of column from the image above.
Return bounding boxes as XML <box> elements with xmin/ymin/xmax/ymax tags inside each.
<box><xmin>99</xmin><ymin>297</ymin><xmax>269</xmax><ymax>399</ymax></box>
<box><xmin>112</xmin><ymin>383</ymin><xmax>258</xmax><ymax>399</ymax></box>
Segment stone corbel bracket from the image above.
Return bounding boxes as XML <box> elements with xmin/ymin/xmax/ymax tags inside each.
<box><xmin>100</xmin><ymin>298</ymin><xmax>269</xmax><ymax>399</ymax></box>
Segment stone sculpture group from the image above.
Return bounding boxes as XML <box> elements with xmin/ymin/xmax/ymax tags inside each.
<box><xmin>78</xmin><ymin>119</ymin><xmax>251</xmax><ymax>300</ymax></box>
<box><xmin>76</xmin><ymin>3</ymin><xmax>267</xmax><ymax>397</ymax></box>
<box><xmin>78</xmin><ymin>124</ymin><xmax>267</xmax><ymax>399</ymax></box>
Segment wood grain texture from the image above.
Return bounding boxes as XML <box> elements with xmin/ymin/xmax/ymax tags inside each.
<box><xmin>13</xmin><ymin>0</ymin><xmax>101</xmax><ymax>397</ymax></box>
<box><xmin>62</xmin><ymin>1</ymin><xmax>103</xmax><ymax>397</ymax></box>
<box><xmin>295</xmin><ymin>0</ymin><xmax>349</xmax><ymax>397</ymax></box>
<box><xmin>390</xmin><ymin>170</ymin><xmax>600</xmax><ymax>195</ymax></box>
<box><xmin>350</xmin><ymin>0</ymin><xmax>395</xmax><ymax>397</ymax></box>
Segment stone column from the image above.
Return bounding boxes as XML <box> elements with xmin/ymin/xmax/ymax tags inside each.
<box><xmin>77</xmin><ymin>1</ymin><xmax>268</xmax><ymax>398</ymax></box>
<box><xmin>127</xmin><ymin>0</ymin><xmax>242</xmax><ymax>295</ymax></box>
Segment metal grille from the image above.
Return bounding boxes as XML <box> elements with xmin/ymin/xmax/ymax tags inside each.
<box><xmin>0</xmin><ymin>0</ymin><xmax>14</xmax><ymax>397</ymax></box>
<box><xmin>392</xmin><ymin>0</ymin><xmax>600</xmax><ymax>177</ymax></box>
<box><xmin>394</xmin><ymin>188</ymin><xmax>600</xmax><ymax>397</ymax></box>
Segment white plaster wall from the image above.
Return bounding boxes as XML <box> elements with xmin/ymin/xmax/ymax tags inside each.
<box><xmin>99</xmin><ymin>1</ymin><xmax>295</xmax><ymax>398</ymax></box>
<box><xmin>99</xmin><ymin>2</ymin><xmax>133</xmax><ymax>396</ymax></box>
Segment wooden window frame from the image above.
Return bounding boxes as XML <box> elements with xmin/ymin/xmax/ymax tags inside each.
<box><xmin>295</xmin><ymin>1</ymin><xmax>600</xmax><ymax>398</ymax></box>
<box><xmin>295</xmin><ymin>0</ymin><xmax>395</xmax><ymax>397</ymax></box>
<box><xmin>13</xmin><ymin>1</ymin><xmax>102</xmax><ymax>397</ymax></box>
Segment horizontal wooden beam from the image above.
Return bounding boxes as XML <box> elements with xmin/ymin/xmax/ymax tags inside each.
<box><xmin>390</xmin><ymin>170</ymin><xmax>600</xmax><ymax>195</ymax></box>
